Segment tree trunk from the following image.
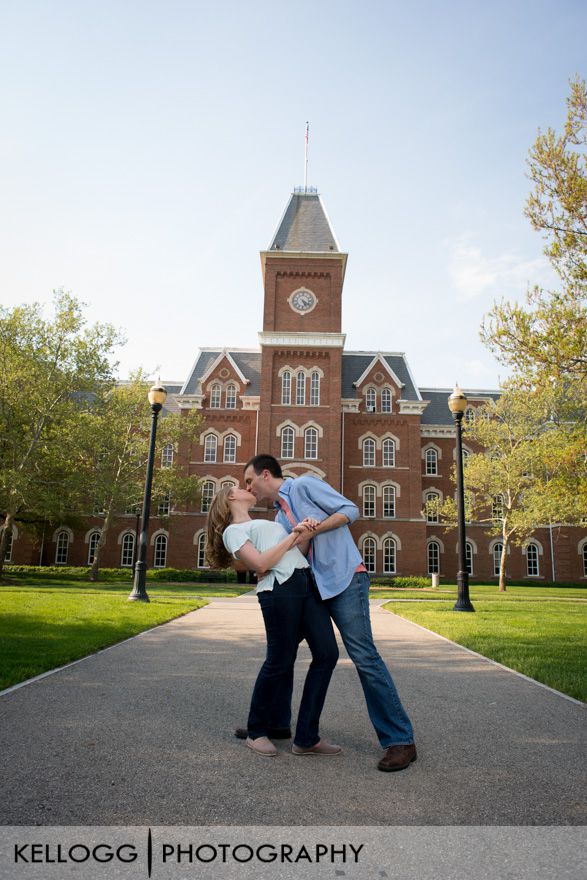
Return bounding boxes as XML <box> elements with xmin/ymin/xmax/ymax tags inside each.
<box><xmin>499</xmin><ymin>536</ymin><xmax>507</xmax><ymax>592</ymax></box>
<box><xmin>89</xmin><ymin>507</ymin><xmax>113</xmax><ymax>582</ymax></box>
<box><xmin>0</xmin><ymin>511</ymin><xmax>15</xmax><ymax>581</ymax></box>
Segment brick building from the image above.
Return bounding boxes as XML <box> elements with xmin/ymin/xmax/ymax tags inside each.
<box><xmin>5</xmin><ymin>189</ymin><xmax>587</xmax><ymax>581</ymax></box>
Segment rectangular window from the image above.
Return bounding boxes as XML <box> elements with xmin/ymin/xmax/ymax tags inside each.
<box><xmin>296</xmin><ymin>372</ymin><xmax>306</xmax><ymax>406</ymax></box>
<box><xmin>310</xmin><ymin>373</ymin><xmax>320</xmax><ymax>406</ymax></box>
<box><xmin>157</xmin><ymin>493</ymin><xmax>171</xmax><ymax>516</ymax></box>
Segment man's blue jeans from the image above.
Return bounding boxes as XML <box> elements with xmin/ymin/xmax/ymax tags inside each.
<box><xmin>327</xmin><ymin>571</ymin><xmax>414</xmax><ymax>747</ymax></box>
<box><xmin>269</xmin><ymin>571</ymin><xmax>414</xmax><ymax>748</ymax></box>
<box><xmin>247</xmin><ymin>569</ymin><xmax>338</xmax><ymax>748</ymax></box>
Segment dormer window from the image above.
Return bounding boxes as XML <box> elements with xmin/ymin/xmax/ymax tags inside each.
<box><xmin>366</xmin><ymin>388</ymin><xmax>376</xmax><ymax>412</ymax></box>
<box><xmin>210</xmin><ymin>384</ymin><xmax>222</xmax><ymax>409</ymax></box>
<box><xmin>225</xmin><ymin>385</ymin><xmax>237</xmax><ymax>409</ymax></box>
<box><xmin>381</xmin><ymin>388</ymin><xmax>392</xmax><ymax>413</ymax></box>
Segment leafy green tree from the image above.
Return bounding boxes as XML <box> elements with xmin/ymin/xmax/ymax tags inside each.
<box><xmin>77</xmin><ymin>373</ymin><xmax>203</xmax><ymax>580</ymax></box>
<box><xmin>0</xmin><ymin>291</ymin><xmax>122</xmax><ymax>579</ymax></box>
<box><xmin>478</xmin><ymin>76</ymin><xmax>587</xmax><ymax>568</ymax></box>
<box><xmin>482</xmin><ymin>76</ymin><xmax>586</xmax><ymax>382</ymax></box>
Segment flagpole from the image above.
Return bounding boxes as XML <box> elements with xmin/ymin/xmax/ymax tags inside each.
<box><xmin>304</xmin><ymin>121</ymin><xmax>309</xmax><ymax>192</ymax></box>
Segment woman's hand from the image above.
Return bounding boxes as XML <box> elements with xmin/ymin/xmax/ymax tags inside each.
<box><xmin>293</xmin><ymin>517</ymin><xmax>319</xmax><ymax>534</ymax></box>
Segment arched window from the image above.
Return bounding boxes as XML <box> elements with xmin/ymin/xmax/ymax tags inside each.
<box><xmin>365</xmin><ymin>388</ymin><xmax>376</xmax><ymax>412</ymax></box>
<box><xmin>2</xmin><ymin>529</ymin><xmax>13</xmax><ymax>563</ymax></box>
<box><xmin>492</xmin><ymin>494</ymin><xmax>504</xmax><ymax>523</ymax></box>
<box><xmin>157</xmin><ymin>492</ymin><xmax>171</xmax><ymax>516</ymax></box>
<box><xmin>382</xmin><ymin>438</ymin><xmax>396</xmax><ymax>467</ymax></box>
<box><xmin>197</xmin><ymin>533</ymin><xmax>207</xmax><ymax>569</ymax></box>
<box><xmin>381</xmin><ymin>388</ymin><xmax>392</xmax><ymax>413</ymax></box>
<box><xmin>201</xmin><ymin>480</ymin><xmax>215</xmax><ymax>513</ymax></box>
<box><xmin>362</xmin><ymin>537</ymin><xmax>376</xmax><ymax>573</ymax></box>
<box><xmin>281</xmin><ymin>426</ymin><xmax>295</xmax><ymax>459</ymax></box>
<box><xmin>121</xmin><ymin>533</ymin><xmax>135</xmax><ymax>567</ymax></box>
<box><xmin>225</xmin><ymin>384</ymin><xmax>237</xmax><ymax>409</ymax></box>
<box><xmin>161</xmin><ymin>443</ymin><xmax>174</xmax><ymax>467</ymax></box>
<box><xmin>210</xmin><ymin>384</ymin><xmax>222</xmax><ymax>409</ymax></box>
<box><xmin>464</xmin><ymin>407</ymin><xmax>475</xmax><ymax>425</ymax></box>
<box><xmin>154</xmin><ymin>534</ymin><xmax>167</xmax><ymax>568</ymax></box>
<box><xmin>583</xmin><ymin>544</ymin><xmax>587</xmax><ymax>577</ymax></box>
<box><xmin>296</xmin><ymin>371</ymin><xmax>306</xmax><ymax>406</ymax></box>
<box><xmin>204</xmin><ymin>434</ymin><xmax>217</xmax><ymax>463</ymax></box>
<box><xmin>493</xmin><ymin>543</ymin><xmax>503</xmax><ymax>576</ymax></box>
<box><xmin>223</xmin><ymin>434</ymin><xmax>237</xmax><ymax>463</ymax></box>
<box><xmin>427</xmin><ymin>541</ymin><xmax>440</xmax><ymax>574</ymax></box>
<box><xmin>383</xmin><ymin>485</ymin><xmax>396</xmax><ymax>518</ymax></box>
<box><xmin>304</xmin><ymin>427</ymin><xmax>318</xmax><ymax>459</ymax></box>
<box><xmin>383</xmin><ymin>537</ymin><xmax>396</xmax><ymax>574</ymax></box>
<box><xmin>363</xmin><ymin>438</ymin><xmax>376</xmax><ymax>467</ymax></box>
<box><xmin>425</xmin><ymin>448</ymin><xmax>438</xmax><ymax>475</ymax></box>
<box><xmin>526</xmin><ymin>543</ymin><xmax>539</xmax><ymax>577</ymax></box>
<box><xmin>425</xmin><ymin>492</ymin><xmax>440</xmax><ymax>523</ymax></box>
<box><xmin>281</xmin><ymin>371</ymin><xmax>291</xmax><ymax>405</ymax></box>
<box><xmin>465</xmin><ymin>541</ymin><xmax>473</xmax><ymax>575</ymax></box>
<box><xmin>55</xmin><ymin>530</ymin><xmax>69</xmax><ymax>564</ymax></box>
<box><xmin>87</xmin><ymin>531</ymin><xmax>101</xmax><ymax>565</ymax></box>
<box><xmin>221</xmin><ymin>480</ymin><xmax>236</xmax><ymax>489</ymax></box>
<box><xmin>310</xmin><ymin>372</ymin><xmax>320</xmax><ymax>406</ymax></box>
<box><xmin>363</xmin><ymin>485</ymin><xmax>376</xmax><ymax>518</ymax></box>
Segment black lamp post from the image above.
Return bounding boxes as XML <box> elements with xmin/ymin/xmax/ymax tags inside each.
<box><xmin>129</xmin><ymin>383</ymin><xmax>167</xmax><ymax>602</ymax></box>
<box><xmin>448</xmin><ymin>385</ymin><xmax>475</xmax><ymax>613</ymax></box>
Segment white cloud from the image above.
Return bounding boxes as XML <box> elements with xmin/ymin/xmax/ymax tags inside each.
<box><xmin>448</xmin><ymin>240</ymin><xmax>550</xmax><ymax>301</ymax></box>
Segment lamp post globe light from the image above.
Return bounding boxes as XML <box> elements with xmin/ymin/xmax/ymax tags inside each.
<box><xmin>129</xmin><ymin>384</ymin><xmax>168</xmax><ymax>603</ymax></box>
<box><xmin>448</xmin><ymin>385</ymin><xmax>475</xmax><ymax>613</ymax></box>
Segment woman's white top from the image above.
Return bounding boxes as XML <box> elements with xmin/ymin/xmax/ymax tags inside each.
<box><xmin>223</xmin><ymin>519</ymin><xmax>309</xmax><ymax>593</ymax></box>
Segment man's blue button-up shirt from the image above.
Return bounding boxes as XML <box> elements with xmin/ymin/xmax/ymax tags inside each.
<box><xmin>275</xmin><ymin>476</ymin><xmax>362</xmax><ymax>600</ymax></box>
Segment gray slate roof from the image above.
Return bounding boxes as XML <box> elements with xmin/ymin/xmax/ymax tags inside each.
<box><xmin>419</xmin><ymin>388</ymin><xmax>500</xmax><ymax>425</ymax></box>
<box><xmin>181</xmin><ymin>351</ymin><xmax>261</xmax><ymax>396</ymax></box>
<box><xmin>269</xmin><ymin>193</ymin><xmax>339</xmax><ymax>253</ymax></box>
<box><xmin>179</xmin><ymin>351</ymin><xmax>500</xmax><ymax>421</ymax></box>
<box><xmin>341</xmin><ymin>353</ymin><xmax>420</xmax><ymax>401</ymax></box>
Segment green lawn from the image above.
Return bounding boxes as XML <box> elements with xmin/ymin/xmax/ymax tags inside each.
<box><xmin>0</xmin><ymin>579</ymin><xmax>251</xmax><ymax>691</ymax></box>
<box><xmin>383</xmin><ymin>590</ymin><xmax>587</xmax><ymax>702</ymax></box>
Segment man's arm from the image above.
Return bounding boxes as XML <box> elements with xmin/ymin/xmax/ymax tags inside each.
<box><xmin>293</xmin><ymin>478</ymin><xmax>359</xmax><ymax>532</ymax></box>
<box><xmin>310</xmin><ymin>512</ymin><xmax>350</xmax><ymax>535</ymax></box>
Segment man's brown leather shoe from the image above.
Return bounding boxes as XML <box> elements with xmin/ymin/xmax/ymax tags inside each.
<box><xmin>234</xmin><ymin>727</ymin><xmax>292</xmax><ymax>740</ymax></box>
<box><xmin>377</xmin><ymin>743</ymin><xmax>417</xmax><ymax>772</ymax></box>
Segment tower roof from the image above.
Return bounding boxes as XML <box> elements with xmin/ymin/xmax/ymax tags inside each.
<box><xmin>268</xmin><ymin>190</ymin><xmax>340</xmax><ymax>253</ymax></box>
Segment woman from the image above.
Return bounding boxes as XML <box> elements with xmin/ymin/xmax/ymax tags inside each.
<box><xmin>205</xmin><ymin>485</ymin><xmax>340</xmax><ymax>758</ymax></box>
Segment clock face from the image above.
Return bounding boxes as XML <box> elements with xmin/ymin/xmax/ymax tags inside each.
<box><xmin>289</xmin><ymin>288</ymin><xmax>317</xmax><ymax>314</ymax></box>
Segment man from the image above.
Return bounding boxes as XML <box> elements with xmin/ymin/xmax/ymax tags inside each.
<box><xmin>237</xmin><ymin>453</ymin><xmax>417</xmax><ymax>772</ymax></box>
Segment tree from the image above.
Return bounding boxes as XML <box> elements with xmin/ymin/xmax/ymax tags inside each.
<box><xmin>478</xmin><ymin>76</ymin><xmax>587</xmax><ymax>562</ymax></box>
<box><xmin>76</xmin><ymin>372</ymin><xmax>203</xmax><ymax>580</ymax></box>
<box><xmin>430</xmin><ymin>384</ymin><xmax>566</xmax><ymax>592</ymax></box>
<box><xmin>0</xmin><ymin>291</ymin><xmax>122</xmax><ymax>579</ymax></box>
<box><xmin>481</xmin><ymin>76</ymin><xmax>587</xmax><ymax>382</ymax></box>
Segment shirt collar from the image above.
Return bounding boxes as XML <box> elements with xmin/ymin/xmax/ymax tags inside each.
<box><xmin>274</xmin><ymin>477</ymin><xmax>293</xmax><ymax>509</ymax></box>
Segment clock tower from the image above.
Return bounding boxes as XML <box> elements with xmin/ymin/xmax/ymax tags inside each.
<box><xmin>257</xmin><ymin>188</ymin><xmax>348</xmax><ymax>489</ymax></box>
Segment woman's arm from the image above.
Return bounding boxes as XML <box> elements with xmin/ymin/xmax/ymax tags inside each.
<box><xmin>235</xmin><ymin>529</ymin><xmax>304</xmax><ymax>574</ymax></box>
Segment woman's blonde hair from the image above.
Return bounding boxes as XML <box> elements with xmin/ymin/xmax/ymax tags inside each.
<box><xmin>204</xmin><ymin>485</ymin><xmax>235</xmax><ymax>569</ymax></box>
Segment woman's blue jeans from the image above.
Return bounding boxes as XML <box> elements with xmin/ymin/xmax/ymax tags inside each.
<box><xmin>247</xmin><ymin>568</ymin><xmax>338</xmax><ymax>748</ymax></box>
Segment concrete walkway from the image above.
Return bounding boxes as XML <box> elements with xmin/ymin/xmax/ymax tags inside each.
<box><xmin>0</xmin><ymin>594</ymin><xmax>585</xmax><ymax>826</ymax></box>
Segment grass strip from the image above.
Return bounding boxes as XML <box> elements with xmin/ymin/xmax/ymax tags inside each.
<box><xmin>383</xmin><ymin>597</ymin><xmax>587</xmax><ymax>702</ymax></box>
<box><xmin>0</xmin><ymin>582</ymin><xmax>240</xmax><ymax>690</ymax></box>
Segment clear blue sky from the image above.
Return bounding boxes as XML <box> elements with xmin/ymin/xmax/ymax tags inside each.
<box><xmin>1</xmin><ymin>0</ymin><xmax>584</xmax><ymax>389</ymax></box>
